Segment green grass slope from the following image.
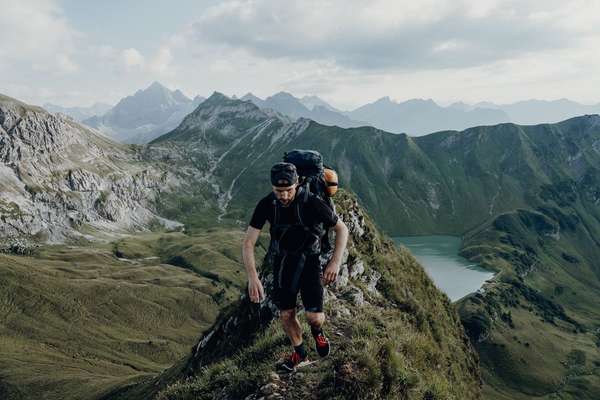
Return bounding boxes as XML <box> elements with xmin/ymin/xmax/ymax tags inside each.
<box><xmin>458</xmin><ymin>197</ymin><xmax>600</xmax><ymax>398</ymax></box>
<box><xmin>104</xmin><ymin>190</ymin><xmax>481</xmax><ymax>400</ymax></box>
<box><xmin>149</xmin><ymin>94</ymin><xmax>600</xmax><ymax>238</ymax></box>
<box><xmin>0</xmin><ymin>230</ymin><xmax>249</xmax><ymax>400</ymax></box>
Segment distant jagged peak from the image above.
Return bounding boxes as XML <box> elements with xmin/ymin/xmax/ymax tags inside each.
<box><xmin>268</xmin><ymin>91</ymin><xmax>297</xmax><ymax>100</ymax></box>
<box><xmin>170</xmin><ymin>91</ymin><xmax>278</xmax><ymax>135</ymax></box>
<box><xmin>172</xmin><ymin>88</ymin><xmax>190</xmax><ymax>102</ymax></box>
<box><xmin>300</xmin><ymin>95</ymin><xmax>339</xmax><ymax>112</ymax></box>
<box><xmin>369</xmin><ymin>96</ymin><xmax>440</xmax><ymax>107</ymax></box>
<box><xmin>123</xmin><ymin>81</ymin><xmax>191</xmax><ymax>106</ymax></box>
<box><xmin>375</xmin><ymin>95</ymin><xmax>393</xmax><ymax>104</ymax></box>
<box><xmin>201</xmin><ymin>91</ymin><xmax>234</xmax><ymax>106</ymax></box>
<box><xmin>241</xmin><ymin>93</ymin><xmax>267</xmax><ymax>109</ymax></box>
<box><xmin>396</xmin><ymin>98</ymin><xmax>434</xmax><ymax>106</ymax></box>
<box><xmin>262</xmin><ymin>92</ymin><xmax>311</xmax><ymax>117</ymax></box>
<box><xmin>448</xmin><ymin>101</ymin><xmax>474</xmax><ymax>112</ymax></box>
<box><xmin>192</xmin><ymin>95</ymin><xmax>206</xmax><ymax>103</ymax></box>
<box><xmin>241</xmin><ymin>92</ymin><xmax>264</xmax><ymax>101</ymax></box>
<box><xmin>147</xmin><ymin>80</ymin><xmax>168</xmax><ymax>92</ymax></box>
<box><xmin>198</xmin><ymin>91</ymin><xmax>267</xmax><ymax>116</ymax></box>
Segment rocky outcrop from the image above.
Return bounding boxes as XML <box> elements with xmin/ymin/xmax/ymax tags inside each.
<box><xmin>0</xmin><ymin>94</ymin><xmax>181</xmax><ymax>243</ymax></box>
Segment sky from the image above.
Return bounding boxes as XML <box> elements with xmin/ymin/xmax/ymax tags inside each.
<box><xmin>2</xmin><ymin>0</ymin><xmax>600</xmax><ymax>110</ymax></box>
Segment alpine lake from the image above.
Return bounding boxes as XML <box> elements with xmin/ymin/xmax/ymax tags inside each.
<box><xmin>393</xmin><ymin>236</ymin><xmax>494</xmax><ymax>302</ymax></box>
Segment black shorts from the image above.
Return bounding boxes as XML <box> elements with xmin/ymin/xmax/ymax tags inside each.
<box><xmin>272</xmin><ymin>252</ymin><xmax>324</xmax><ymax>312</ymax></box>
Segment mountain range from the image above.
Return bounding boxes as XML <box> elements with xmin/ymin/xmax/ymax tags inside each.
<box><xmin>43</xmin><ymin>102</ymin><xmax>112</xmax><ymax>122</ymax></box>
<box><xmin>240</xmin><ymin>91</ymin><xmax>366</xmax><ymax>129</ymax></box>
<box><xmin>151</xmin><ymin>92</ymin><xmax>595</xmax><ymax>237</ymax></box>
<box><xmin>238</xmin><ymin>92</ymin><xmax>600</xmax><ymax>136</ymax></box>
<box><xmin>82</xmin><ymin>82</ymin><xmax>205</xmax><ymax>144</ymax></box>
<box><xmin>44</xmin><ymin>82</ymin><xmax>600</xmax><ymax>144</ymax></box>
<box><xmin>474</xmin><ymin>98</ymin><xmax>600</xmax><ymax>125</ymax></box>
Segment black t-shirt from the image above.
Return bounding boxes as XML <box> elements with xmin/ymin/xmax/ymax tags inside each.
<box><xmin>249</xmin><ymin>191</ymin><xmax>338</xmax><ymax>234</ymax></box>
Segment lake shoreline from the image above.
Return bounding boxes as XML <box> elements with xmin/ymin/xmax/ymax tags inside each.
<box><xmin>393</xmin><ymin>235</ymin><xmax>495</xmax><ymax>302</ymax></box>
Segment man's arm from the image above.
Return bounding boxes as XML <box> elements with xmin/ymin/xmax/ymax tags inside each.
<box><xmin>322</xmin><ymin>218</ymin><xmax>349</xmax><ymax>285</ymax></box>
<box><xmin>242</xmin><ymin>226</ymin><xmax>265</xmax><ymax>303</ymax></box>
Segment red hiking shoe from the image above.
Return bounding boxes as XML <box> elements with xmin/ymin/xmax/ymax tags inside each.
<box><xmin>314</xmin><ymin>332</ymin><xmax>331</xmax><ymax>357</ymax></box>
<box><xmin>278</xmin><ymin>350</ymin><xmax>311</xmax><ymax>372</ymax></box>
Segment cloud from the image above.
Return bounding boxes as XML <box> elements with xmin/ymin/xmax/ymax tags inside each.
<box><xmin>3</xmin><ymin>1</ymin><xmax>600</xmax><ymax>109</ymax></box>
<box><xmin>149</xmin><ymin>46</ymin><xmax>173</xmax><ymax>73</ymax></box>
<box><xmin>188</xmin><ymin>0</ymin><xmax>599</xmax><ymax>71</ymax></box>
<box><xmin>122</xmin><ymin>48</ymin><xmax>145</xmax><ymax>68</ymax></box>
<box><xmin>0</xmin><ymin>0</ymin><xmax>79</xmax><ymax>73</ymax></box>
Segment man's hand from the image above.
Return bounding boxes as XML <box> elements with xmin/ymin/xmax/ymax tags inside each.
<box><xmin>243</xmin><ymin>226</ymin><xmax>264</xmax><ymax>303</ymax></box>
<box><xmin>322</xmin><ymin>260</ymin><xmax>340</xmax><ymax>285</ymax></box>
<box><xmin>321</xmin><ymin>219</ymin><xmax>348</xmax><ymax>286</ymax></box>
<box><xmin>248</xmin><ymin>276</ymin><xmax>265</xmax><ymax>303</ymax></box>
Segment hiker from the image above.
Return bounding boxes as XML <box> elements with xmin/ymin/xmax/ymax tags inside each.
<box><xmin>242</xmin><ymin>161</ymin><xmax>349</xmax><ymax>371</ymax></box>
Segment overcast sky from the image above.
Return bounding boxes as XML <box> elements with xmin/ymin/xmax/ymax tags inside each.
<box><xmin>2</xmin><ymin>0</ymin><xmax>600</xmax><ymax>110</ymax></box>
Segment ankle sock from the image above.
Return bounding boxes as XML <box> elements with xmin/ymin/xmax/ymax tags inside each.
<box><xmin>311</xmin><ymin>326</ymin><xmax>323</xmax><ymax>337</ymax></box>
<box><xmin>294</xmin><ymin>342</ymin><xmax>307</xmax><ymax>358</ymax></box>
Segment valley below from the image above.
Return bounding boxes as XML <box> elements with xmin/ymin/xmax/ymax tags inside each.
<box><xmin>0</xmin><ymin>230</ymin><xmax>251</xmax><ymax>400</ymax></box>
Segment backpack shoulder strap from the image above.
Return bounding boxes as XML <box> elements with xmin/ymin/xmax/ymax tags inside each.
<box><xmin>294</xmin><ymin>198</ymin><xmax>305</xmax><ymax>227</ymax></box>
<box><xmin>272</xmin><ymin>197</ymin><xmax>279</xmax><ymax>226</ymax></box>
<box><xmin>303</xmin><ymin>181</ymin><xmax>310</xmax><ymax>202</ymax></box>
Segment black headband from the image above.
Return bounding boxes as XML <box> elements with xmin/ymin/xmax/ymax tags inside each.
<box><xmin>271</xmin><ymin>162</ymin><xmax>298</xmax><ymax>187</ymax></box>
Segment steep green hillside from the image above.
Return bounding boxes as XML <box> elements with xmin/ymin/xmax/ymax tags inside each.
<box><xmin>0</xmin><ymin>230</ymin><xmax>250</xmax><ymax>400</ymax></box>
<box><xmin>149</xmin><ymin>94</ymin><xmax>600</xmax><ymax>237</ymax></box>
<box><xmin>458</xmin><ymin>189</ymin><xmax>600</xmax><ymax>398</ymax></box>
<box><xmin>104</xmin><ymin>190</ymin><xmax>481</xmax><ymax>400</ymax></box>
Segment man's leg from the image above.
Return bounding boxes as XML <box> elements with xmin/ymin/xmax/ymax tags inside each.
<box><xmin>278</xmin><ymin>308</ymin><xmax>310</xmax><ymax>370</ymax></box>
<box><xmin>300</xmin><ymin>255</ymin><xmax>330</xmax><ymax>357</ymax></box>
<box><xmin>305</xmin><ymin>311</ymin><xmax>325</xmax><ymax>331</ymax></box>
<box><xmin>280</xmin><ymin>308</ymin><xmax>303</xmax><ymax>346</ymax></box>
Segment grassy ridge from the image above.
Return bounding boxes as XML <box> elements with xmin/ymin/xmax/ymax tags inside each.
<box><xmin>0</xmin><ymin>230</ymin><xmax>250</xmax><ymax>400</ymax></box>
<box><xmin>110</xmin><ymin>190</ymin><xmax>481</xmax><ymax>400</ymax></box>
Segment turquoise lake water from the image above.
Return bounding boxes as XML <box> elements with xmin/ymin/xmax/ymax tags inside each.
<box><xmin>393</xmin><ymin>236</ymin><xmax>494</xmax><ymax>302</ymax></box>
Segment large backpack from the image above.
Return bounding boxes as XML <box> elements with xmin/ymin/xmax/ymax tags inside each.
<box><xmin>283</xmin><ymin>149</ymin><xmax>337</xmax><ymax>202</ymax></box>
<box><xmin>282</xmin><ymin>149</ymin><xmax>338</xmax><ymax>255</ymax></box>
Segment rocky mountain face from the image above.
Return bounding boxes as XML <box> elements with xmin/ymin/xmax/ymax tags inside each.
<box><xmin>103</xmin><ymin>190</ymin><xmax>481</xmax><ymax>400</ymax></box>
<box><xmin>83</xmin><ymin>82</ymin><xmax>205</xmax><ymax>144</ymax></box>
<box><xmin>43</xmin><ymin>102</ymin><xmax>112</xmax><ymax>122</ymax></box>
<box><xmin>0</xmin><ymin>94</ymin><xmax>181</xmax><ymax>244</ymax></box>
<box><xmin>346</xmin><ymin>96</ymin><xmax>510</xmax><ymax>135</ymax></box>
<box><xmin>241</xmin><ymin>91</ymin><xmax>365</xmax><ymax>129</ymax></box>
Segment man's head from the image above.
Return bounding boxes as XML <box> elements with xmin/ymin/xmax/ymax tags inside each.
<box><xmin>271</xmin><ymin>162</ymin><xmax>299</xmax><ymax>206</ymax></box>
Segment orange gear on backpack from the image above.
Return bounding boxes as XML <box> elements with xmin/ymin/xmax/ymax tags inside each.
<box><xmin>323</xmin><ymin>168</ymin><xmax>338</xmax><ymax>197</ymax></box>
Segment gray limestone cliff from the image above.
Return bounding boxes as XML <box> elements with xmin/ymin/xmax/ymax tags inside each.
<box><xmin>0</xmin><ymin>94</ymin><xmax>181</xmax><ymax>244</ymax></box>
